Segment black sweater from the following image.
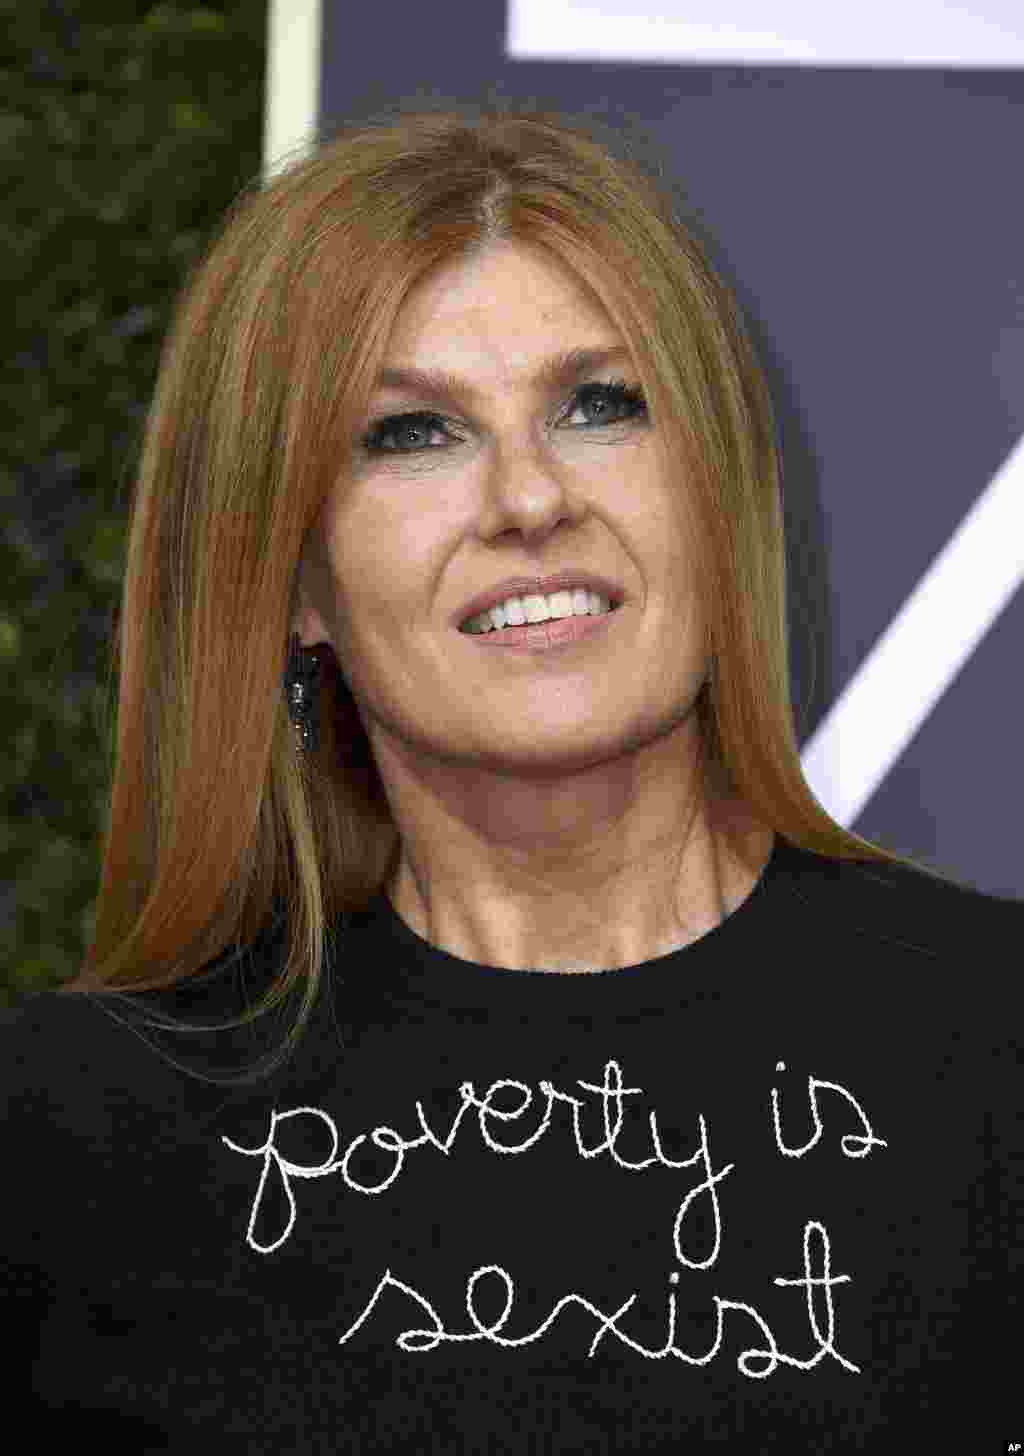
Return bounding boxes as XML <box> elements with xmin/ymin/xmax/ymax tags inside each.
<box><xmin>2</xmin><ymin>833</ymin><xmax>1021</xmax><ymax>1453</ymax></box>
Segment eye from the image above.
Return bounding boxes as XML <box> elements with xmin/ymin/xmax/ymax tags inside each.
<box><xmin>564</xmin><ymin>378</ymin><xmax>648</xmax><ymax>429</ymax></box>
<box><xmin>359</xmin><ymin>377</ymin><xmax>648</xmax><ymax>455</ymax></box>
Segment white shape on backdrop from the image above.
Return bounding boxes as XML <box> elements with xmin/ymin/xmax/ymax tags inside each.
<box><xmin>800</xmin><ymin>434</ymin><xmax>1024</xmax><ymax>826</ymax></box>
<box><xmin>263</xmin><ymin>0</ymin><xmax>322</xmax><ymax>185</ymax></box>
<box><xmin>508</xmin><ymin>0</ymin><xmax>1024</xmax><ymax>67</ymax></box>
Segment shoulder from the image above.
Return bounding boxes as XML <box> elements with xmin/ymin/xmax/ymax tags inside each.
<box><xmin>772</xmin><ymin>840</ymin><xmax>1023</xmax><ymax>1068</ymax></box>
<box><xmin>773</xmin><ymin>836</ymin><xmax>1023</xmax><ymax>960</ymax></box>
<box><xmin>1</xmin><ymin>985</ymin><xmax>100</xmax><ymax>1057</ymax></box>
<box><xmin>758</xmin><ymin>841</ymin><xmax>1021</xmax><ymax>1116</ymax></box>
<box><xmin>0</xmin><ymin>987</ymin><xmax>134</xmax><ymax>1112</ymax></box>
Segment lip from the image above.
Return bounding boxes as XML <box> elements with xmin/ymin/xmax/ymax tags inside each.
<box><xmin>451</xmin><ymin>571</ymin><xmax>625</xmax><ymax>631</ymax></box>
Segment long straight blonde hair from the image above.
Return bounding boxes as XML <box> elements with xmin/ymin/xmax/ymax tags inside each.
<box><xmin>63</xmin><ymin>95</ymin><xmax>973</xmax><ymax>1082</ymax></box>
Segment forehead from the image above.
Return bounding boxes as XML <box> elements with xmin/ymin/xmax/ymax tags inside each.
<box><xmin>377</xmin><ymin>242</ymin><xmax>625</xmax><ymax>386</ymax></box>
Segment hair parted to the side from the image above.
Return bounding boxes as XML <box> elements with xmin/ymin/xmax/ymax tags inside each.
<box><xmin>61</xmin><ymin>93</ymin><xmax>974</xmax><ymax>1084</ymax></box>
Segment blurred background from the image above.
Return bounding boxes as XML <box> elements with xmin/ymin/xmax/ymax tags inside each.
<box><xmin>2</xmin><ymin>1</ymin><xmax>267</xmax><ymax>1002</ymax></box>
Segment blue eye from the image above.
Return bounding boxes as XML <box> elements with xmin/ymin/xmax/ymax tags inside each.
<box><xmin>360</xmin><ymin>377</ymin><xmax>648</xmax><ymax>455</ymax></box>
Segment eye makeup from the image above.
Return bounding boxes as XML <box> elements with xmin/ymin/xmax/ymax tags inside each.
<box><xmin>360</xmin><ymin>377</ymin><xmax>648</xmax><ymax>455</ymax></box>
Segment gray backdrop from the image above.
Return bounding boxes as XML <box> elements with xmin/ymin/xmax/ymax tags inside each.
<box><xmin>277</xmin><ymin>0</ymin><xmax>1023</xmax><ymax>898</ymax></box>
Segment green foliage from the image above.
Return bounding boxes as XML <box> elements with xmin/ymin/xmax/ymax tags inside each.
<box><xmin>1</xmin><ymin>0</ymin><xmax>267</xmax><ymax>1004</ymax></box>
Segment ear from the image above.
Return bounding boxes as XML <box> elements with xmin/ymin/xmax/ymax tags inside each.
<box><xmin>290</xmin><ymin>548</ymin><xmax>334</xmax><ymax>649</ymax></box>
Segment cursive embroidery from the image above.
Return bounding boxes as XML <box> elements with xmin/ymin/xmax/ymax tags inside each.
<box><xmin>222</xmin><ymin>1057</ymin><xmax>883</xmax><ymax>1378</ymax></box>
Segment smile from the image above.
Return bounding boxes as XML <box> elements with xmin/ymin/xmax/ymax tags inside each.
<box><xmin>459</xmin><ymin>603</ymin><xmax>622</xmax><ymax>652</ymax></box>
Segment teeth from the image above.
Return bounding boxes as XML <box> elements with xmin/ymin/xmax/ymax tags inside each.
<box><xmin>462</xmin><ymin>589</ymin><xmax>613</xmax><ymax>633</ymax></box>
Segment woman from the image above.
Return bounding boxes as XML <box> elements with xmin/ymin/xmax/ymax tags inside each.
<box><xmin>3</xmin><ymin>97</ymin><xmax>1019</xmax><ymax>1451</ymax></box>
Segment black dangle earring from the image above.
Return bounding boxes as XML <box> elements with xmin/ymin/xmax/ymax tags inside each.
<box><xmin>283</xmin><ymin>632</ymin><xmax>325</xmax><ymax>753</ymax></box>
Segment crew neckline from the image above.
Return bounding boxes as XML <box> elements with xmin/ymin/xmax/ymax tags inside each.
<box><xmin>347</xmin><ymin>831</ymin><xmax>814</xmax><ymax>1015</ymax></box>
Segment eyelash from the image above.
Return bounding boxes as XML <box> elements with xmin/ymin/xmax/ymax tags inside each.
<box><xmin>360</xmin><ymin>377</ymin><xmax>648</xmax><ymax>455</ymax></box>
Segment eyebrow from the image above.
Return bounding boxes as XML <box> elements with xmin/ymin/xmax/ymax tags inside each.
<box><xmin>372</xmin><ymin>344</ymin><xmax>635</xmax><ymax>409</ymax></box>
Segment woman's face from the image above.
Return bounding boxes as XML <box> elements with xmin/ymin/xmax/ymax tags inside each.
<box><xmin>294</xmin><ymin>240</ymin><xmax>710</xmax><ymax>784</ymax></box>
